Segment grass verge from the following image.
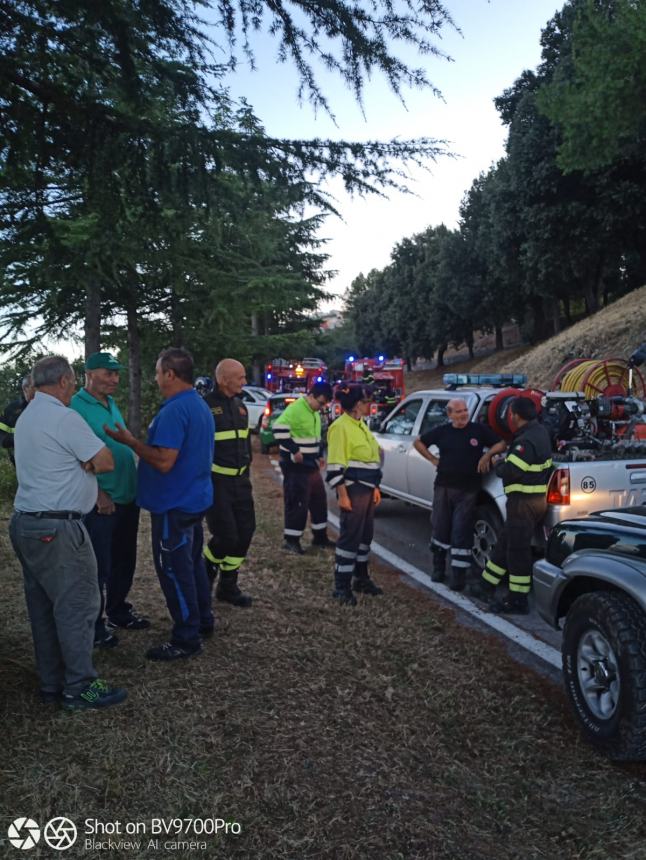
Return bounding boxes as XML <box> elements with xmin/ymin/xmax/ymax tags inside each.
<box><xmin>1</xmin><ymin>454</ymin><xmax>646</xmax><ymax>859</ymax></box>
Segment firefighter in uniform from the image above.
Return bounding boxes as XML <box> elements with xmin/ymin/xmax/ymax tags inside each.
<box><xmin>274</xmin><ymin>381</ymin><xmax>334</xmax><ymax>554</ymax></box>
<box><xmin>413</xmin><ymin>398</ymin><xmax>506</xmax><ymax>591</ymax></box>
<box><xmin>361</xmin><ymin>366</ymin><xmax>375</xmax><ymax>386</ymax></box>
<box><xmin>326</xmin><ymin>384</ymin><xmax>383</xmax><ymax>605</ymax></box>
<box><xmin>0</xmin><ymin>375</ymin><xmax>34</xmax><ymax>465</ymax></box>
<box><xmin>203</xmin><ymin>359</ymin><xmax>255</xmax><ymax>607</ymax></box>
<box><xmin>475</xmin><ymin>396</ymin><xmax>553</xmax><ymax>614</ymax></box>
<box><xmin>374</xmin><ymin>384</ymin><xmax>398</xmax><ymax>421</ymax></box>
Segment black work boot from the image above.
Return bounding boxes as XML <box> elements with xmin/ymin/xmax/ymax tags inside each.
<box><xmin>312</xmin><ymin>529</ymin><xmax>335</xmax><ymax>549</ymax></box>
<box><xmin>216</xmin><ymin>570</ymin><xmax>252</xmax><ymax>607</ymax></box>
<box><xmin>205</xmin><ymin>557</ymin><xmax>220</xmax><ymax>597</ymax></box>
<box><xmin>467</xmin><ymin>576</ymin><xmax>497</xmax><ymax>603</ymax></box>
<box><xmin>282</xmin><ymin>537</ymin><xmax>305</xmax><ymax>555</ymax></box>
<box><xmin>332</xmin><ymin>570</ymin><xmax>357</xmax><ymax>606</ymax></box>
<box><xmin>489</xmin><ymin>593</ymin><xmax>529</xmax><ymax>615</ymax></box>
<box><xmin>430</xmin><ymin>549</ymin><xmax>447</xmax><ymax>583</ymax></box>
<box><xmin>352</xmin><ymin>562</ymin><xmax>383</xmax><ymax>596</ymax></box>
<box><xmin>448</xmin><ymin>566</ymin><xmax>466</xmax><ymax>592</ymax></box>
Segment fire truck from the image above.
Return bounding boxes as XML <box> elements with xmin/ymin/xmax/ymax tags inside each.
<box><xmin>264</xmin><ymin>357</ymin><xmax>328</xmax><ymax>393</ymax></box>
<box><xmin>330</xmin><ymin>356</ymin><xmax>406</xmax><ymax>420</ymax></box>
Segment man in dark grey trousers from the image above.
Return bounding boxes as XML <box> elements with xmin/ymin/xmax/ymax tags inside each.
<box><xmin>10</xmin><ymin>356</ymin><xmax>127</xmax><ymax>710</ymax></box>
<box><xmin>413</xmin><ymin>398</ymin><xmax>506</xmax><ymax>591</ymax></box>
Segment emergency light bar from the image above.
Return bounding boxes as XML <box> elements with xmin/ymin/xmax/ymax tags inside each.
<box><xmin>443</xmin><ymin>373</ymin><xmax>528</xmax><ymax>388</ymax></box>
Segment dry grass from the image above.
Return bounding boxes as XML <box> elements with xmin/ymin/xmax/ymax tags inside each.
<box><xmin>500</xmin><ymin>287</ymin><xmax>646</xmax><ymax>390</ymax></box>
<box><xmin>404</xmin><ymin>286</ymin><xmax>646</xmax><ymax>396</ymax></box>
<box><xmin>2</xmin><ymin>457</ymin><xmax>646</xmax><ymax>859</ymax></box>
<box><xmin>405</xmin><ymin>347</ymin><xmax>532</xmax><ymax>394</ymax></box>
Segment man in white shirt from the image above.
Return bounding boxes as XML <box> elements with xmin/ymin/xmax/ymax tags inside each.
<box><xmin>10</xmin><ymin>356</ymin><xmax>127</xmax><ymax>711</ymax></box>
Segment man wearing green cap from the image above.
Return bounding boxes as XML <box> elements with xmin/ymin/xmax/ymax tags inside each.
<box><xmin>71</xmin><ymin>352</ymin><xmax>148</xmax><ymax>646</ymax></box>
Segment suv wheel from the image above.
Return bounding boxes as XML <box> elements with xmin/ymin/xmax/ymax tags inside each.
<box><xmin>472</xmin><ymin>504</ymin><xmax>502</xmax><ymax>569</ymax></box>
<box><xmin>562</xmin><ymin>592</ymin><xmax>646</xmax><ymax>760</ymax></box>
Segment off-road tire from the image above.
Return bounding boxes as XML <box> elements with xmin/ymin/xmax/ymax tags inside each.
<box><xmin>472</xmin><ymin>503</ymin><xmax>503</xmax><ymax>570</ymax></box>
<box><xmin>562</xmin><ymin>592</ymin><xmax>646</xmax><ymax>761</ymax></box>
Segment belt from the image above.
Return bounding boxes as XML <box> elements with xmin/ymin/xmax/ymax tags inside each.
<box><xmin>18</xmin><ymin>511</ymin><xmax>83</xmax><ymax>520</ymax></box>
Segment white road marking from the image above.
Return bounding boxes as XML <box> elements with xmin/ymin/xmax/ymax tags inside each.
<box><xmin>327</xmin><ymin>513</ymin><xmax>561</xmax><ymax>670</ymax></box>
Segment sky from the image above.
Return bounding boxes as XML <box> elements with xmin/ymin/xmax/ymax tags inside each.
<box><xmin>221</xmin><ymin>0</ymin><xmax>561</xmax><ymax>307</ymax></box>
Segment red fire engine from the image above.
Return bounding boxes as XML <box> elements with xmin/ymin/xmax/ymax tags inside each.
<box><xmin>264</xmin><ymin>357</ymin><xmax>328</xmax><ymax>393</ymax></box>
<box><xmin>330</xmin><ymin>356</ymin><xmax>406</xmax><ymax>420</ymax></box>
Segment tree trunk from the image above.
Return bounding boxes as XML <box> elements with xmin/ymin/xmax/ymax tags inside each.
<box><xmin>583</xmin><ymin>259</ymin><xmax>603</xmax><ymax>315</ymax></box>
<box><xmin>126</xmin><ymin>299</ymin><xmax>142</xmax><ymax>437</ymax></box>
<box><xmin>466</xmin><ymin>331</ymin><xmax>474</xmax><ymax>360</ymax></box>
<box><xmin>583</xmin><ymin>286</ymin><xmax>599</xmax><ymax>316</ymax></box>
<box><xmin>170</xmin><ymin>289</ymin><xmax>183</xmax><ymax>347</ymax></box>
<box><xmin>550</xmin><ymin>300</ymin><xmax>561</xmax><ymax>335</ymax></box>
<box><xmin>495</xmin><ymin>325</ymin><xmax>504</xmax><ymax>351</ymax></box>
<box><xmin>250</xmin><ymin>312</ymin><xmax>262</xmax><ymax>384</ymax></box>
<box><xmin>405</xmin><ymin>356</ymin><xmax>413</xmax><ymax>372</ymax></box>
<box><xmin>528</xmin><ymin>296</ymin><xmax>549</xmax><ymax>342</ymax></box>
<box><xmin>563</xmin><ymin>296</ymin><xmax>572</xmax><ymax>326</ymax></box>
<box><xmin>436</xmin><ymin>344</ymin><xmax>447</xmax><ymax>367</ymax></box>
<box><xmin>84</xmin><ymin>282</ymin><xmax>101</xmax><ymax>357</ymax></box>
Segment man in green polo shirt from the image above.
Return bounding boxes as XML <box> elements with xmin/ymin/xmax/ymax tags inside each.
<box><xmin>71</xmin><ymin>352</ymin><xmax>149</xmax><ymax>646</ymax></box>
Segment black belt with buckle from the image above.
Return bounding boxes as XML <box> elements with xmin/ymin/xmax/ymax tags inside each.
<box><xmin>20</xmin><ymin>511</ymin><xmax>83</xmax><ymax>520</ymax></box>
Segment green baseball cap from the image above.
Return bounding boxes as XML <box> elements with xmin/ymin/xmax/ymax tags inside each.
<box><xmin>85</xmin><ymin>352</ymin><xmax>124</xmax><ymax>371</ymax></box>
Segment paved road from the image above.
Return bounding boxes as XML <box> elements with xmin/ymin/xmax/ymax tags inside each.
<box><xmin>363</xmin><ymin>496</ymin><xmax>561</xmax><ymax>648</ymax></box>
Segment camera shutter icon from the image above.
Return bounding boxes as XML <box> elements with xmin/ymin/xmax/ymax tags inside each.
<box><xmin>7</xmin><ymin>818</ymin><xmax>41</xmax><ymax>850</ymax></box>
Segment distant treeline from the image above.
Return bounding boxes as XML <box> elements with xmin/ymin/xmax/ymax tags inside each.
<box><xmin>345</xmin><ymin>0</ymin><xmax>646</xmax><ymax>365</ymax></box>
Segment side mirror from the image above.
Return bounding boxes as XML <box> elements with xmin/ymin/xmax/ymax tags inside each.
<box><xmin>368</xmin><ymin>416</ymin><xmax>384</xmax><ymax>432</ymax></box>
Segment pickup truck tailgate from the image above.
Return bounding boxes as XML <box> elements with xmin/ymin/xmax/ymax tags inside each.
<box><xmin>546</xmin><ymin>459</ymin><xmax>646</xmax><ymax>529</ymax></box>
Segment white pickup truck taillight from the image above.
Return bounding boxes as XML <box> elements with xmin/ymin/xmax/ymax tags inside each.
<box><xmin>547</xmin><ymin>467</ymin><xmax>571</xmax><ymax>505</ymax></box>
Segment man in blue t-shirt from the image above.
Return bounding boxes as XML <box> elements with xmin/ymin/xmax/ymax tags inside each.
<box><xmin>106</xmin><ymin>348</ymin><xmax>214</xmax><ymax>661</ymax></box>
<box><xmin>413</xmin><ymin>398</ymin><xmax>507</xmax><ymax>592</ymax></box>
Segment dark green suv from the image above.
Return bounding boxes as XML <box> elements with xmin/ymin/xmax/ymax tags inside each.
<box><xmin>259</xmin><ymin>393</ymin><xmax>298</xmax><ymax>454</ymax></box>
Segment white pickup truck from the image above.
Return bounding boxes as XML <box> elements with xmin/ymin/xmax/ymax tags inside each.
<box><xmin>372</xmin><ymin>378</ymin><xmax>646</xmax><ymax>567</ymax></box>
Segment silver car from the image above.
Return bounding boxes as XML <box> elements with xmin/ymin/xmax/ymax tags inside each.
<box><xmin>241</xmin><ymin>385</ymin><xmax>271</xmax><ymax>432</ymax></box>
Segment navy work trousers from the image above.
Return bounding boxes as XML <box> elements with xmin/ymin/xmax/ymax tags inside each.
<box><xmin>430</xmin><ymin>486</ymin><xmax>477</xmax><ymax>573</ymax></box>
<box><xmin>335</xmin><ymin>484</ymin><xmax>375</xmax><ymax>585</ymax></box>
<box><xmin>485</xmin><ymin>495</ymin><xmax>547</xmax><ymax>594</ymax></box>
<box><xmin>84</xmin><ymin>501</ymin><xmax>139</xmax><ymax>633</ymax></box>
<box><xmin>280</xmin><ymin>465</ymin><xmax>328</xmax><ymax>540</ymax></box>
<box><xmin>204</xmin><ymin>475</ymin><xmax>255</xmax><ymax>572</ymax></box>
<box><xmin>150</xmin><ymin>510</ymin><xmax>213</xmax><ymax>649</ymax></box>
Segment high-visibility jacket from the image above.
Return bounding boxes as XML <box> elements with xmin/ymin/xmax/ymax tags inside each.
<box><xmin>326</xmin><ymin>412</ymin><xmax>382</xmax><ymax>489</ymax></box>
<box><xmin>500</xmin><ymin>419</ymin><xmax>553</xmax><ymax>496</ymax></box>
<box><xmin>273</xmin><ymin>396</ymin><xmax>322</xmax><ymax>469</ymax></box>
<box><xmin>204</xmin><ymin>385</ymin><xmax>251</xmax><ymax>478</ymax></box>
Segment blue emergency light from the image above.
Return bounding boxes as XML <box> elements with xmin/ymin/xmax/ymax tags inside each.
<box><xmin>378</xmin><ymin>354</ymin><xmax>385</xmax><ymax>361</ymax></box>
<box><xmin>267</xmin><ymin>373</ymin><xmax>272</xmax><ymax>379</ymax></box>
<box><xmin>348</xmin><ymin>355</ymin><xmax>355</xmax><ymax>362</ymax></box>
<box><xmin>317</xmin><ymin>376</ymin><xmax>322</xmax><ymax>382</ymax></box>
<box><xmin>442</xmin><ymin>373</ymin><xmax>528</xmax><ymax>388</ymax></box>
